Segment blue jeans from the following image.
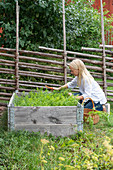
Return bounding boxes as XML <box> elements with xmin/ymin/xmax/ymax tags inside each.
<box><xmin>73</xmin><ymin>92</ymin><xmax>103</xmax><ymax>111</ymax></box>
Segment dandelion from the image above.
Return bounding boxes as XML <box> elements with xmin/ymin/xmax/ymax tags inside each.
<box><xmin>59</xmin><ymin>157</ymin><xmax>65</xmax><ymax>161</ymax></box>
<box><xmin>41</xmin><ymin>139</ymin><xmax>49</xmax><ymax>145</ymax></box>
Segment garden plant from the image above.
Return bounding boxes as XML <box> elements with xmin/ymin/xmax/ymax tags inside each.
<box><xmin>14</xmin><ymin>88</ymin><xmax>78</xmax><ymax>106</ymax></box>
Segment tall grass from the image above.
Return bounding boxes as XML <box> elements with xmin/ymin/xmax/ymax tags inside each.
<box><xmin>0</xmin><ymin>112</ymin><xmax>113</xmax><ymax>169</ymax></box>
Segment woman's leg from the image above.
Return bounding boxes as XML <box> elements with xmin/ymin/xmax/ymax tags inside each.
<box><xmin>94</xmin><ymin>102</ymin><xmax>103</xmax><ymax>111</ymax></box>
<box><xmin>84</xmin><ymin>100</ymin><xmax>103</xmax><ymax>111</ymax></box>
<box><xmin>84</xmin><ymin>100</ymin><xmax>93</xmax><ymax>109</ymax></box>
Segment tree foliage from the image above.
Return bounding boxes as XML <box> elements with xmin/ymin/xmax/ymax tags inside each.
<box><xmin>0</xmin><ymin>0</ymin><xmax>112</xmax><ymax>51</ymax></box>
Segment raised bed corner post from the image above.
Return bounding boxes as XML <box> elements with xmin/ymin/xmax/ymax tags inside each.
<box><xmin>100</xmin><ymin>0</ymin><xmax>107</xmax><ymax>97</ymax></box>
<box><xmin>62</xmin><ymin>0</ymin><xmax>67</xmax><ymax>84</ymax></box>
<box><xmin>76</xmin><ymin>103</ymin><xmax>84</xmax><ymax>131</ymax></box>
<box><xmin>15</xmin><ymin>0</ymin><xmax>19</xmax><ymax>91</ymax></box>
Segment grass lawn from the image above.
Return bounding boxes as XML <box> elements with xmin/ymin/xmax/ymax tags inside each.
<box><xmin>0</xmin><ymin>104</ymin><xmax>113</xmax><ymax>169</ymax></box>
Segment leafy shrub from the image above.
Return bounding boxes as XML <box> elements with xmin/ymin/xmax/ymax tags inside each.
<box><xmin>0</xmin><ymin>0</ymin><xmax>113</xmax><ymax>51</ymax></box>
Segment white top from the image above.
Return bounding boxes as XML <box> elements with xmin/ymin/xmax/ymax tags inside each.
<box><xmin>67</xmin><ymin>77</ymin><xmax>107</xmax><ymax>104</ymax></box>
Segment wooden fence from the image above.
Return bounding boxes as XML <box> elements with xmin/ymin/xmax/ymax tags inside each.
<box><xmin>0</xmin><ymin>46</ymin><xmax>113</xmax><ymax>106</ymax></box>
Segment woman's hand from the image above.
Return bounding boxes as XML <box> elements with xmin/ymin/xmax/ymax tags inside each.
<box><xmin>52</xmin><ymin>87</ymin><xmax>61</xmax><ymax>91</ymax></box>
<box><xmin>68</xmin><ymin>92</ymin><xmax>73</xmax><ymax>96</ymax></box>
<box><xmin>76</xmin><ymin>95</ymin><xmax>84</xmax><ymax>100</ymax></box>
<box><xmin>52</xmin><ymin>84</ymin><xmax>68</xmax><ymax>91</ymax></box>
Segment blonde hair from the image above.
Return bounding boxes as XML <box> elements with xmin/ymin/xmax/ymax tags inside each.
<box><xmin>69</xmin><ymin>59</ymin><xmax>94</xmax><ymax>86</ymax></box>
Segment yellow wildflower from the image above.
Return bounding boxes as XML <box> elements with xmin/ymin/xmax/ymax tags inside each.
<box><xmin>71</xmin><ymin>143</ymin><xmax>79</xmax><ymax>147</ymax></box>
<box><xmin>85</xmin><ymin>161</ymin><xmax>93</xmax><ymax>170</ymax></box>
<box><xmin>49</xmin><ymin>145</ymin><xmax>55</xmax><ymax>151</ymax></box>
<box><xmin>99</xmin><ymin>148</ymin><xmax>103</xmax><ymax>152</ymax></box>
<box><xmin>87</xmin><ymin>164</ymin><xmax>93</xmax><ymax>170</ymax></box>
<box><xmin>75</xmin><ymin>165</ymin><xmax>81</xmax><ymax>169</ymax></box>
<box><xmin>92</xmin><ymin>155</ymin><xmax>98</xmax><ymax>162</ymax></box>
<box><xmin>111</xmin><ymin>157</ymin><xmax>113</xmax><ymax>164</ymax></box>
<box><xmin>93</xmin><ymin>164</ymin><xmax>98</xmax><ymax>168</ymax></box>
<box><xmin>103</xmin><ymin>140</ymin><xmax>109</xmax><ymax>147</ymax></box>
<box><xmin>41</xmin><ymin>160</ymin><xmax>47</xmax><ymax>163</ymax></box>
<box><xmin>107</xmin><ymin>149</ymin><xmax>113</xmax><ymax>156</ymax></box>
<box><xmin>58</xmin><ymin>164</ymin><xmax>64</xmax><ymax>166</ymax></box>
<box><xmin>41</xmin><ymin>139</ymin><xmax>49</xmax><ymax>144</ymax></box>
<box><xmin>64</xmin><ymin>165</ymin><xmax>75</xmax><ymax>169</ymax></box>
<box><xmin>59</xmin><ymin>157</ymin><xmax>65</xmax><ymax>161</ymax></box>
<box><xmin>103</xmin><ymin>154</ymin><xmax>109</xmax><ymax>161</ymax></box>
<box><xmin>41</xmin><ymin>167</ymin><xmax>44</xmax><ymax>170</ymax></box>
<box><xmin>105</xmin><ymin>136</ymin><xmax>111</xmax><ymax>142</ymax></box>
<box><xmin>78</xmin><ymin>130</ymin><xmax>83</xmax><ymax>133</ymax></box>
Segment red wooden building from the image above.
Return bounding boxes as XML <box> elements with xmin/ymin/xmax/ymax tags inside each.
<box><xmin>67</xmin><ymin>0</ymin><xmax>113</xmax><ymax>44</ymax></box>
<box><xmin>93</xmin><ymin>0</ymin><xmax>113</xmax><ymax>16</ymax></box>
<box><xmin>93</xmin><ymin>0</ymin><xmax>113</xmax><ymax>44</ymax></box>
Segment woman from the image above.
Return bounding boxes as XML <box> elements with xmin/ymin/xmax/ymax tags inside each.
<box><xmin>53</xmin><ymin>59</ymin><xmax>107</xmax><ymax>112</ymax></box>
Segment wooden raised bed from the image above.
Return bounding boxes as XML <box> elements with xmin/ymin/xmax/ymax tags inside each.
<box><xmin>8</xmin><ymin>92</ymin><xmax>84</xmax><ymax>137</ymax></box>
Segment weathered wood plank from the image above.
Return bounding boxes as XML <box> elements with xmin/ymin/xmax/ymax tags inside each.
<box><xmin>14</xmin><ymin>106</ymin><xmax>77</xmax><ymax>125</ymax></box>
<box><xmin>15</xmin><ymin>124</ymin><xmax>77</xmax><ymax>136</ymax></box>
<box><xmin>19</xmin><ymin>56</ymin><xmax>63</xmax><ymax>65</ymax></box>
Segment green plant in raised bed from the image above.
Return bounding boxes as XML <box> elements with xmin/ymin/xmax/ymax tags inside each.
<box><xmin>14</xmin><ymin>88</ymin><xmax>78</xmax><ymax>106</ymax></box>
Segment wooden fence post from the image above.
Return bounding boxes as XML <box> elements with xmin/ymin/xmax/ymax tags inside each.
<box><xmin>62</xmin><ymin>0</ymin><xmax>67</xmax><ymax>84</ymax></box>
<box><xmin>15</xmin><ymin>0</ymin><xmax>19</xmax><ymax>91</ymax></box>
<box><xmin>100</xmin><ymin>0</ymin><xmax>107</xmax><ymax>97</ymax></box>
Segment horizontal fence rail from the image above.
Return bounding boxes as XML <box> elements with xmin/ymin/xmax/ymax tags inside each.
<box><xmin>0</xmin><ymin>46</ymin><xmax>113</xmax><ymax>105</ymax></box>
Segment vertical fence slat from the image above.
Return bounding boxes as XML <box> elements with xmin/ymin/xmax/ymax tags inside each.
<box><xmin>100</xmin><ymin>0</ymin><xmax>107</xmax><ymax>97</ymax></box>
<box><xmin>62</xmin><ymin>0</ymin><xmax>67</xmax><ymax>84</ymax></box>
<box><xmin>15</xmin><ymin>1</ymin><xmax>19</xmax><ymax>91</ymax></box>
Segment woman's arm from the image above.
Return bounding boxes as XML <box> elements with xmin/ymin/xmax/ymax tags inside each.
<box><xmin>52</xmin><ymin>84</ymin><xmax>68</xmax><ymax>90</ymax></box>
<box><xmin>53</xmin><ymin>77</ymin><xmax>77</xmax><ymax>91</ymax></box>
<box><xmin>76</xmin><ymin>95</ymin><xmax>84</xmax><ymax>100</ymax></box>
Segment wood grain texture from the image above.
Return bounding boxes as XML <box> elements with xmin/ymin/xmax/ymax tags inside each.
<box><xmin>14</xmin><ymin>106</ymin><xmax>77</xmax><ymax>125</ymax></box>
<box><xmin>15</xmin><ymin>124</ymin><xmax>77</xmax><ymax>136</ymax></box>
